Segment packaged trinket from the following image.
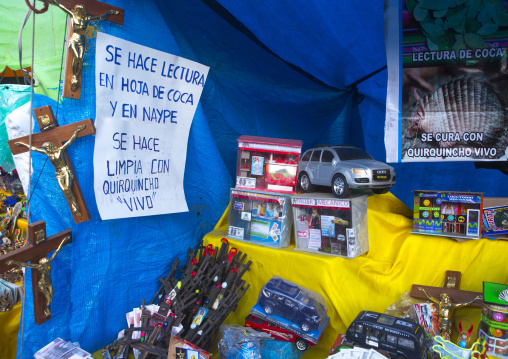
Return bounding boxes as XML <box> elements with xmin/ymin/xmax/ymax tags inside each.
<box><xmin>236</xmin><ymin>135</ymin><xmax>302</xmax><ymax>194</ymax></box>
<box><xmin>228</xmin><ymin>189</ymin><xmax>292</xmax><ymax>248</ymax></box>
<box><xmin>291</xmin><ymin>193</ymin><xmax>368</xmax><ymax>258</ymax></box>
<box><xmin>250</xmin><ymin>276</ymin><xmax>329</xmax><ymax>347</ymax></box>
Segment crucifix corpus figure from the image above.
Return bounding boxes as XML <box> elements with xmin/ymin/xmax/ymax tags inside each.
<box><xmin>419</xmin><ymin>287</ymin><xmax>483</xmax><ymax>339</ymax></box>
<box><xmin>53</xmin><ymin>0</ymin><xmax>119</xmax><ymax>91</ymax></box>
<box><xmin>7</xmin><ymin>236</ymin><xmax>69</xmax><ymax>317</ymax></box>
<box><xmin>15</xmin><ymin>125</ymin><xmax>86</xmax><ymax>216</ymax></box>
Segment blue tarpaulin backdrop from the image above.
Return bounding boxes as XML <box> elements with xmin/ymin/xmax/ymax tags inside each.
<box><xmin>13</xmin><ymin>0</ymin><xmax>508</xmax><ymax>357</ymax></box>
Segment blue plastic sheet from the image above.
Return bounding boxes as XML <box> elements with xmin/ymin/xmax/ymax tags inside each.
<box><xmin>16</xmin><ymin>1</ymin><xmax>231</xmax><ymax>356</ymax></box>
<box><xmin>155</xmin><ymin>0</ymin><xmax>508</xmax><ymax>206</ymax></box>
<box><xmin>15</xmin><ymin>0</ymin><xmax>508</xmax><ymax>356</ymax></box>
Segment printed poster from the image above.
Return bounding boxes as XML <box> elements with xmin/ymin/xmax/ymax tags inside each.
<box><xmin>94</xmin><ymin>32</ymin><xmax>209</xmax><ymax>219</ymax></box>
<box><xmin>385</xmin><ymin>0</ymin><xmax>508</xmax><ymax>162</ymax></box>
<box><xmin>321</xmin><ymin>215</ymin><xmax>336</xmax><ymax>237</ymax></box>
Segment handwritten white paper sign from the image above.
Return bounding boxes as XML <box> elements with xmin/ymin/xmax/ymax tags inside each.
<box><xmin>94</xmin><ymin>32</ymin><xmax>209</xmax><ymax>220</ymax></box>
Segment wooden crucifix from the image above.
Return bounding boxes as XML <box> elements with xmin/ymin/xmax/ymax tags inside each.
<box><xmin>411</xmin><ymin>270</ymin><xmax>483</xmax><ymax>338</ymax></box>
<box><xmin>7</xmin><ymin>105</ymin><xmax>96</xmax><ymax>223</ymax></box>
<box><xmin>0</xmin><ymin>220</ymin><xmax>72</xmax><ymax>325</ymax></box>
<box><xmin>44</xmin><ymin>0</ymin><xmax>124</xmax><ymax>99</ymax></box>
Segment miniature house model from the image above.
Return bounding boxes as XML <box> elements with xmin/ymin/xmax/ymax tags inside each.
<box><xmin>236</xmin><ymin>135</ymin><xmax>302</xmax><ymax>194</ymax></box>
<box><xmin>411</xmin><ymin>190</ymin><xmax>483</xmax><ymax>239</ymax></box>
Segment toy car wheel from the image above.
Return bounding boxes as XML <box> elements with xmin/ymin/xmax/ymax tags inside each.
<box><xmin>299</xmin><ymin>172</ymin><xmax>314</xmax><ymax>193</ymax></box>
<box><xmin>332</xmin><ymin>174</ymin><xmax>350</xmax><ymax>198</ymax></box>
<box><xmin>372</xmin><ymin>188</ymin><xmax>390</xmax><ymax>195</ymax></box>
<box><xmin>301</xmin><ymin>322</ymin><xmax>311</xmax><ymax>332</ymax></box>
<box><xmin>263</xmin><ymin>305</ymin><xmax>274</xmax><ymax>315</ymax></box>
<box><xmin>295</xmin><ymin>338</ymin><xmax>309</xmax><ymax>351</ymax></box>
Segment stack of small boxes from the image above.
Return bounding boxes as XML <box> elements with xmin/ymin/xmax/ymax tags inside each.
<box><xmin>227</xmin><ymin>135</ymin><xmax>368</xmax><ymax>258</ymax></box>
<box><xmin>226</xmin><ymin>136</ymin><xmax>369</xmax><ymax>358</ymax></box>
<box><xmin>227</xmin><ymin>135</ymin><xmax>300</xmax><ymax>248</ymax></box>
<box><xmin>478</xmin><ymin>282</ymin><xmax>508</xmax><ymax>359</ymax></box>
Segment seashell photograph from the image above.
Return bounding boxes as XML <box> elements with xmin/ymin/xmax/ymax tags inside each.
<box><xmin>401</xmin><ymin>65</ymin><xmax>508</xmax><ymax>160</ymax></box>
<box><xmin>499</xmin><ymin>289</ymin><xmax>508</xmax><ymax>302</ymax></box>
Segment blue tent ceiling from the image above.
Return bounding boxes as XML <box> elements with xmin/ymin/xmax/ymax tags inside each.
<box><xmin>12</xmin><ymin>0</ymin><xmax>508</xmax><ymax>357</ymax></box>
<box><xmin>154</xmin><ymin>0</ymin><xmax>508</xmax><ymax>204</ymax></box>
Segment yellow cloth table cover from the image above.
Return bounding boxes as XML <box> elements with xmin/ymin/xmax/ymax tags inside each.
<box><xmin>0</xmin><ymin>301</ymin><xmax>21</xmax><ymax>359</ymax></box>
<box><xmin>203</xmin><ymin>193</ymin><xmax>508</xmax><ymax>358</ymax></box>
<box><xmin>3</xmin><ymin>193</ymin><xmax>507</xmax><ymax>358</ymax></box>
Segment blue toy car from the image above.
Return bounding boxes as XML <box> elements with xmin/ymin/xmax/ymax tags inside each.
<box><xmin>258</xmin><ymin>277</ymin><xmax>327</xmax><ymax>332</ymax></box>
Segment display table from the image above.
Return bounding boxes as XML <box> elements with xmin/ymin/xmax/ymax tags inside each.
<box><xmin>2</xmin><ymin>193</ymin><xmax>507</xmax><ymax>359</ymax></box>
<box><xmin>203</xmin><ymin>192</ymin><xmax>508</xmax><ymax>358</ymax></box>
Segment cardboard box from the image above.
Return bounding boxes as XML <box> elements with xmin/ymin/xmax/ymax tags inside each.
<box><xmin>291</xmin><ymin>193</ymin><xmax>368</xmax><ymax>258</ymax></box>
<box><xmin>227</xmin><ymin>189</ymin><xmax>292</xmax><ymax>248</ymax></box>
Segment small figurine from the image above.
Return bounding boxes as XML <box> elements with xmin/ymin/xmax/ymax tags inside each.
<box><xmin>52</xmin><ymin>0</ymin><xmax>119</xmax><ymax>91</ymax></box>
<box><xmin>15</xmin><ymin>125</ymin><xmax>86</xmax><ymax>216</ymax></box>
<box><xmin>419</xmin><ymin>287</ymin><xmax>482</xmax><ymax>339</ymax></box>
<box><xmin>308</xmin><ymin>208</ymin><xmax>320</xmax><ymax>229</ymax></box>
<box><xmin>7</xmin><ymin>236</ymin><xmax>69</xmax><ymax>317</ymax></box>
<box><xmin>258</xmin><ymin>201</ymin><xmax>266</xmax><ymax>217</ymax></box>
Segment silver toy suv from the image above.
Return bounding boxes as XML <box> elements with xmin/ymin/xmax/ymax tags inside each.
<box><xmin>297</xmin><ymin>145</ymin><xmax>396</xmax><ymax>198</ymax></box>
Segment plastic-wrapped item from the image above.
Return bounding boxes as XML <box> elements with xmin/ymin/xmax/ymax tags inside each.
<box><xmin>236</xmin><ymin>135</ymin><xmax>302</xmax><ymax>194</ymax></box>
<box><xmin>291</xmin><ymin>193</ymin><xmax>368</xmax><ymax>258</ymax></box>
<box><xmin>385</xmin><ymin>292</ymin><xmax>421</xmax><ymax>319</ymax></box>
<box><xmin>218</xmin><ymin>324</ymin><xmax>272</xmax><ymax>359</ymax></box>
<box><xmin>345</xmin><ymin>311</ymin><xmax>425</xmax><ymax>359</ymax></box>
<box><xmin>0</xmin><ymin>85</ymin><xmax>30</xmax><ymax>172</ymax></box>
<box><xmin>408</xmin><ymin>302</ymin><xmax>441</xmax><ymax>359</ymax></box>
<box><xmin>411</xmin><ymin>190</ymin><xmax>483</xmax><ymax>240</ymax></box>
<box><xmin>227</xmin><ymin>188</ymin><xmax>292</xmax><ymax>248</ymax></box>
<box><xmin>250</xmin><ymin>276</ymin><xmax>329</xmax><ymax>346</ymax></box>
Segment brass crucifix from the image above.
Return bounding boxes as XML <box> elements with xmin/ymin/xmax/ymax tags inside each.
<box><xmin>411</xmin><ymin>271</ymin><xmax>483</xmax><ymax>339</ymax></box>
<box><xmin>44</xmin><ymin>0</ymin><xmax>124</xmax><ymax>99</ymax></box>
<box><xmin>8</xmin><ymin>236</ymin><xmax>69</xmax><ymax>317</ymax></box>
<box><xmin>16</xmin><ymin>126</ymin><xmax>85</xmax><ymax>216</ymax></box>
<box><xmin>8</xmin><ymin>106</ymin><xmax>96</xmax><ymax>223</ymax></box>
<box><xmin>0</xmin><ymin>221</ymin><xmax>72</xmax><ymax>324</ymax></box>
